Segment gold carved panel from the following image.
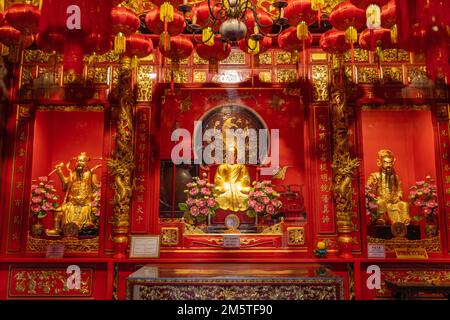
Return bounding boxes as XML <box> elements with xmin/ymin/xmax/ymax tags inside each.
<box><xmin>161</xmin><ymin>227</ymin><xmax>179</xmax><ymax>246</ymax></box>
<box><xmin>87</xmin><ymin>67</ymin><xmax>109</xmax><ymax>84</ymax></box>
<box><xmin>357</xmin><ymin>67</ymin><xmax>379</xmax><ymax>83</ymax></box>
<box><xmin>23</xmin><ymin>50</ymin><xmax>57</xmax><ymax>63</ymax></box>
<box><xmin>137</xmin><ymin>65</ymin><xmax>154</xmax><ymax>102</ymax></box>
<box><xmin>383</xmin><ymin>67</ymin><xmax>403</xmax><ymax>83</ymax></box>
<box><xmin>344</xmin><ymin>48</ymin><xmax>369</xmax><ymax>63</ymax></box>
<box><xmin>220</xmin><ymin>50</ymin><xmax>246</xmax><ymax>65</ymax></box>
<box><xmin>383</xmin><ymin>49</ymin><xmax>410</xmax><ymax>62</ymax></box>
<box><xmin>167</xmin><ymin>70</ymin><xmax>188</xmax><ymax>83</ymax></box>
<box><xmin>312</xmin><ymin>65</ymin><xmax>329</xmax><ymax>101</ymax></box>
<box><xmin>287</xmin><ymin>227</ymin><xmax>305</xmax><ymax>246</ymax></box>
<box><xmin>277</xmin><ymin>69</ymin><xmax>296</xmax><ymax>83</ymax></box>
<box><xmin>194</xmin><ymin>71</ymin><xmax>206</xmax><ymax>83</ymax></box>
<box><xmin>20</xmin><ymin>65</ymin><xmax>35</xmax><ymax>87</ymax></box>
<box><xmin>258</xmin><ymin>52</ymin><xmax>272</xmax><ymax>65</ymax></box>
<box><xmin>277</xmin><ymin>51</ymin><xmax>297</xmax><ymax>64</ymax></box>
<box><xmin>166</xmin><ymin>58</ymin><xmax>189</xmax><ymax>65</ymax></box>
<box><xmin>258</xmin><ymin>71</ymin><xmax>271</xmax><ymax>83</ymax></box>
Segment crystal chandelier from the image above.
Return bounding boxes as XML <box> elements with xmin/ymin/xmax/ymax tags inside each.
<box><xmin>177</xmin><ymin>0</ymin><xmax>289</xmax><ymax>45</ymax></box>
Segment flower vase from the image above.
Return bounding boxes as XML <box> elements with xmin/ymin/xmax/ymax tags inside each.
<box><xmin>424</xmin><ymin>214</ymin><xmax>438</xmax><ymax>238</ymax></box>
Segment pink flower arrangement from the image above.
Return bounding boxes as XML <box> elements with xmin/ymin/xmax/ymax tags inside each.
<box><xmin>246</xmin><ymin>180</ymin><xmax>282</xmax><ymax>218</ymax></box>
<box><xmin>365</xmin><ymin>185</ymin><xmax>380</xmax><ymax>225</ymax></box>
<box><xmin>409</xmin><ymin>176</ymin><xmax>438</xmax><ymax>223</ymax></box>
<box><xmin>30</xmin><ymin>177</ymin><xmax>59</xmax><ymax>219</ymax></box>
<box><xmin>179</xmin><ymin>175</ymin><xmax>218</xmax><ymax>224</ymax></box>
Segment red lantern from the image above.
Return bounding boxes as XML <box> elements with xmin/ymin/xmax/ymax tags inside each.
<box><xmin>350</xmin><ymin>0</ymin><xmax>389</xmax><ymax>9</ymax></box>
<box><xmin>111</xmin><ymin>6</ymin><xmax>140</xmax><ymax>54</ymax></box>
<box><xmin>0</xmin><ymin>24</ymin><xmax>33</xmax><ymax>48</ymax></box>
<box><xmin>36</xmin><ymin>32</ymin><xmax>65</xmax><ymax>53</ymax></box>
<box><xmin>359</xmin><ymin>28</ymin><xmax>392</xmax><ymax>50</ymax></box>
<box><xmin>350</xmin><ymin>0</ymin><xmax>389</xmax><ymax>30</ymax></box>
<box><xmin>85</xmin><ymin>33</ymin><xmax>112</xmax><ymax>55</ymax></box>
<box><xmin>284</xmin><ymin>0</ymin><xmax>317</xmax><ymax>41</ymax></box>
<box><xmin>192</xmin><ymin>2</ymin><xmax>221</xmax><ymax>30</ymax></box>
<box><xmin>278</xmin><ymin>27</ymin><xmax>312</xmax><ymax>52</ymax></box>
<box><xmin>196</xmin><ymin>38</ymin><xmax>231</xmax><ymax>73</ymax></box>
<box><xmin>320</xmin><ymin>29</ymin><xmax>350</xmax><ymax>54</ymax></box>
<box><xmin>145</xmin><ymin>8</ymin><xmax>185</xmax><ymax>36</ymax></box>
<box><xmin>6</xmin><ymin>3</ymin><xmax>40</xmax><ymax>35</ymax></box>
<box><xmin>329</xmin><ymin>1</ymin><xmax>366</xmax><ymax>62</ymax></box>
<box><xmin>244</xmin><ymin>10</ymin><xmax>273</xmax><ymax>35</ymax></box>
<box><xmin>159</xmin><ymin>35</ymin><xmax>194</xmax><ymax>62</ymax></box>
<box><xmin>126</xmin><ymin>33</ymin><xmax>154</xmax><ymax>68</ymax></box>
<box><xmin>238</xmin><ymin>36</ymin><xmax>272</xmax><ymax>55</ymax></box>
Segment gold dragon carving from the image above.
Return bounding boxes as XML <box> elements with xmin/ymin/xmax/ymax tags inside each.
<box><xmin>330</xmin><ymin>81</ymin><xmax>360</xmax><ymax>254</ymax></box>
<box><xmin>107</xmin><ymin>57</ymin><xmax>135</xmax><ymax>250</ymax></box>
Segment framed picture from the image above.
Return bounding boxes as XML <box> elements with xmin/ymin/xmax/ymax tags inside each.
<box><xmin>129</xmin><ymin>235</ymin><xmax>161</xmax><ymax>258</ymax></box>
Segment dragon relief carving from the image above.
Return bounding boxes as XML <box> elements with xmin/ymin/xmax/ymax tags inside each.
<box><xmin>107</xmin><ymin>58</ymin><xmax>135</xmax><ymax>249</ymax></box>
<box><xmin>330</xmin><ymin>83</ymin><xmax>360</xmax><ymax>252</ymax></box>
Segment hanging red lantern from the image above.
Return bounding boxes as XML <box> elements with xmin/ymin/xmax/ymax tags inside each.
<box><xmin>111</xmin><ymin>6</ymin><xmax>140</xmax><ymax>54</ymax></box>
<box><xmin>196</xmin><ymin>37</ymin><xmax>231</xmax><ymax>73</ymax></box>
<box><xmin>145</xmin><ymin>8</ymin><xmax>185</xmax><ymax>51</ymax></box>
<box><xmin>36</xmin><ymin>31</ymin><xmax>65</xmax><ymax>53</ymax></box>
<box><xmin>380</xmin><ymin>1</ymin><xmax>397</xmax><ymax>44</ymax></box>
<box><xmin>359</xmin><ymin>28</ymin><xmax>392</xmax><ymax>50</ymax></box>
<box><xmin>191</xmin><ymin>2</ymin><xmax>223</xmax><ymax>46</ymax></box>
<box><xmin>0</xmin><ymin>24</ymin><xmax>33</xmax><ymax>48</ymax></box>
<box><xmin>320</xmin><ymin>29</ymin><xmax>350</xmax><ymax>54</ymax></box>
<box><xmin>284</xmin><ymin>0</ymin><xmax>317</xmax><ymax>41</ymax></box>
<box><xmin>159</xmin><ymin>35</ymin><xmax>194</xmax><ymax>62</ymax></box>
<box><xmin>238</xmin><ymin>36</ymin><xmax>272</xmax><ymax>55</ymax></box>
<box><xmin>244</xmin><ymin>10</ymin><xmax>273</xmax><ymax>36</ymax></box>
<box><xmin>329</xmin><ymin>1</ymin><xmax>365</xmax><ymax>62</ymax></box>
<box><xmin>5</xmin><ymin>3</ymin><xmax>40</xmax><ymax>35</ymax></box>
<box><xmin>125</xmin><ymin>33</ymin><xmax>154</xmax><ymax>68</ymax></box>
<box><xmin>278</xmin><ymin>27</ymin><xmax>312</xmax><ymax>53</ymax></box>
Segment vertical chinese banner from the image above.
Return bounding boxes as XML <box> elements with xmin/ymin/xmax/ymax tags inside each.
<box><xmin>131</xmin><ymin>107</ymin><xmax>151</xmax><ymax>233</ymax></box>
<box><xmin>313</xmin><ymin>105</ymin><xmax>335</xmax><ymax>233</ymax></box>
<box><xmin>437</xmin><ymin>120</ymin><xmax>450</xmax><ymax>251</ymax></box>
<box><xmin>7</xmin><ymin>105</ymin><xmax>32</xmax><ymax>252</ymax></box>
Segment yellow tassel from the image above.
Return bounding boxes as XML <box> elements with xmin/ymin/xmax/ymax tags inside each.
<box><xmin>131</xmin><ymin>56</ymin><xmax>139</xmax><ymax>69</ymax></box>
<box><xmin>345</xmin><ymin>26</ymin><xmax>357</xmax><ymax>44</ymax></box>
<box><xmin>202</xmin><ymin>27</ymin><xmax>214</xmax><ymax>46</ymax></box>
<box><xmin>38</xmin><ymin>0</ymin><xmax>43</xmax><ymax>10</ymax></box>
<box><xmin>160</xmin><ymin>32</ymin><xmax>171</xmax><ymax>51</ymax></box>
<box><xmin>390</xmin><ymin>24</ymin><xmax>398</xmax><ymax>44</ymax></box>
<box><xmin>311</xmin><ymin>0</ymin><xmax>324</xmax><ymax>10</ymax></box>
<box><xmin>0</xmin><ymin>0</ymin><xmax>4</xmax><ymax>12</ymax></box>
<box><xmin>114</xmin><ymin>32</ymin><xmax>126</xmax><ymax>54</ymax></box>
<box><xmin>160</xmin><ymin>2</ymin><xmax>174</xmax><ymax>23</ymax></box>
<box><xmin>296</xmin><ymin>22</ymin><xmax>308</xmax><ymax>40</ymax></box>
<box><xmin>248</xmin><ymin>38</ymin><xmax>260</xmax><ymax>55</ymax></box>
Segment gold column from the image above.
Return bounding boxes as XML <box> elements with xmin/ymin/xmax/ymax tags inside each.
<box><xmin>107</xmin><ymin>57</ymin><xmax>135</xmax><ymax>258</ymax></box>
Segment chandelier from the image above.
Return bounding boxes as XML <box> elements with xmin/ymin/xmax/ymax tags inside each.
<box><xmin>177</xmin><ymin>0</ymin><xmax>289</xmax><ymax>47</ymax></box>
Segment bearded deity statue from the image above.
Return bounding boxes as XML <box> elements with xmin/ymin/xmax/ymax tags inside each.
<box><xmin>46</xmin><ymin>152</ymin><xmax>101</xmax><ymax>236</ymax></box>
<box><xmin>366</xmin><ymin>149</ymin><xmax>411</xmax><ymax>225</ymax></box>
<box><xmin>214</xmin><ymin>147</ymin><xmax>251</xmax><ymax>212</ymax></box>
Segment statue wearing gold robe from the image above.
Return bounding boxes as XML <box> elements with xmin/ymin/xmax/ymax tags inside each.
<box><xmin>214</xmin><ymin>148</ymin><xmax>251</xmax><ymax>212</ymax></box>
<box><xmin>366</xmin><ymin>149</ymin><xmax>411</xmax><ymax>225</ymax></box>
<box><xmin>47</xmin><ymin>152</ymin><xmax>101</xmax><ymax>235</ymax></box>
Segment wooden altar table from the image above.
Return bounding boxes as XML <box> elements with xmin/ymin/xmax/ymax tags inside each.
<box><xmin>127</xmin><ymin>263</ymin><xmax>344</xmax><ymax>300</ymax></box>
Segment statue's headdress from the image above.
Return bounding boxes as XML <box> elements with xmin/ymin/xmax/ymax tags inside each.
<box><xmin>377</xmin><ymin>149</ymin><xmax>394</xmax><ymax>160</ymax></box>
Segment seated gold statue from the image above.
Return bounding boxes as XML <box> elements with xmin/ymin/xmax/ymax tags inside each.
<box><xmin>214</xmin><ymin>147</ymin><xmax>251</xmax><ymax>212</ymax></box>
<box><xmin>47</xmin><ymin>152</ymin><xmax>101</xmax><ymax>236</ymax></box>
<box><xmin>366</xmin><ymin>149</ymin><xmax>411</xmax><ymax>225</ymax></box>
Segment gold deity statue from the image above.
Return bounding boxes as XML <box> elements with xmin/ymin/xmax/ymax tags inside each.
<box><xmin>366</xmin><ymin>149</ymin><xmax>411</xmax><ymax>225</ymax></box>
<box><xmin>47</xmin><ymin>152</ymin><xmax>101</xmax><ymax>236</ymax></box>
<box><xmin>214</xmin><ymin>147</ymin><xmax>251</xmax><ymax>212</ymax></box>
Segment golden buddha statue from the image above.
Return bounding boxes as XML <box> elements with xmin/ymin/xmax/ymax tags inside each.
<box><xmin>47</xmin><ymin>152</ymin><xmax>101</xmax><ymax>236</ymax></box>
<box><xmin>366</xmin><ymin>149</ymin><xmax>411</xmax><ymax>225</ymax></box>
<box><xmin>214</xmin><ymin>147</ymin><xmax>251</xmax><ymax>212</ymax></box>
